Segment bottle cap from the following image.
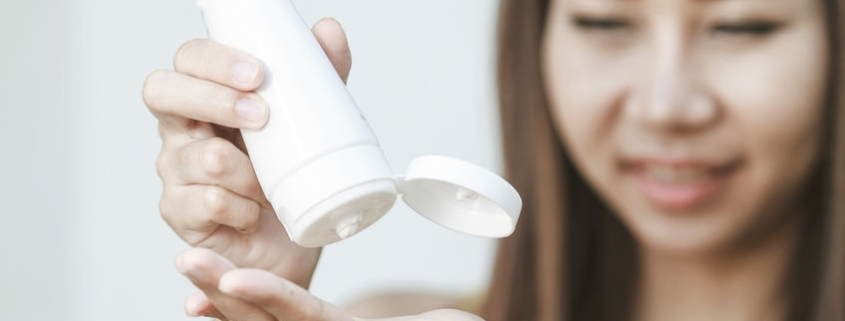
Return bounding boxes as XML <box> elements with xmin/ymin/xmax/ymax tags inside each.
<box><xmin>398</xmin><ymin>155</ymin><xmax>521</xmax><ymax>238</ymax></box>
<box><xmin>274</xmin><ymin>152</ymin><xmax>522</xmax><ymax>247</ymax></box>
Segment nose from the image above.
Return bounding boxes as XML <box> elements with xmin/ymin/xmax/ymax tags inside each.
<box><xmin>626</xmin><ymin>40</ymin><xmax>719</xmax><ymax>133</ymax></box>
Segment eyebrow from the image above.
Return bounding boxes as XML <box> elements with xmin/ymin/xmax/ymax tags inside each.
<box><xmin>611</xmin><ymin>0</ymin><xmax>747</xmax><ymax>2</ymax></box>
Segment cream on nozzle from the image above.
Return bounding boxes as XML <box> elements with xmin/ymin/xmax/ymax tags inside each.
<box><xmin>197</xmin><ymin>0</ymin><xmax>523</xmax><ymax>247</ymax></box>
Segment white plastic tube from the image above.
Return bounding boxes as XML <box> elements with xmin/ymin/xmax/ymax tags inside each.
<box><xmin>197</xmin><ymin>0</ymin><xmax>523</xmax><ymax>248</ymax></box>
<box><xmin>198</xmin><ymin>0</ymin><xmax>399</xmax><ymax>247</ymax></box>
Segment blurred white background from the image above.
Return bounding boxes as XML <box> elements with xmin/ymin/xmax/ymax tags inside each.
<box><xmin>0</xmin><ymin>0</ymin><xmax>503</xmax><ymax>320</ymax></box>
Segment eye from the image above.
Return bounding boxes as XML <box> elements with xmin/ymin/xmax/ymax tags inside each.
<box><xmin>711</xmin><ymin>22</ymin><xmax>781</xmax><ymax>37</ymax></box>
<box><xmin>571</xmin><ymin>16</ymin><xmax>635</xmax><ymax>43</ymax></box>
<box><xmin>573</xmin><ymin>16</ymin><xmax>632</xmax><ymax>32</ymax></box>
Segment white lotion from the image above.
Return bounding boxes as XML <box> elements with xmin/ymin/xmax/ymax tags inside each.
<box><xmin>198</xmin><ymin>0</ymin><xmax>522</xmax><ymax>247</ymax></box>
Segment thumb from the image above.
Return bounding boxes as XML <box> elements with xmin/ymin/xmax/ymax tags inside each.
<box><xmin>313</xmin><ymin>17</ymin><xmax>352</xmax><ymax>84</ymax></box>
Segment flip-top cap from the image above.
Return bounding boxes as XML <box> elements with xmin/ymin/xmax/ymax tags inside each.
<box><xmin>399</xmin><ymin>155</ymin><xmax>522</xmax><ymax>238</ymax></box>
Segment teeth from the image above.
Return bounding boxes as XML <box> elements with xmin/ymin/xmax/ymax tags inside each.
<box><xmin>644</xmin><ymin>165</ymin><xmax>711</xmax><ymax>184</ymax></box>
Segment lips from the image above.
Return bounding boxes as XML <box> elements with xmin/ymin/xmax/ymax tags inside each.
<box><xmin>644</xmin><ymin>165</ymin><xmax>712</xmax><ymax>184</ymax></box>
<box><xmin>622</xmin><ymin>158</ymin><xmax>738</xmax><ymax>211</ymax></box>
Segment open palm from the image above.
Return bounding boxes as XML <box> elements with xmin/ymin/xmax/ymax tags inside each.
<box><xmin>177</xmin><ymin>248</ymin><xmax>484</xmax><ymax>321</ymax></box>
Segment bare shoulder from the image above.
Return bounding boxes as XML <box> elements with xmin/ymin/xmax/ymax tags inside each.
<box><xmin>343</xmin><ymin>291</ymin><xmax>484</xmax><ymax>319</ymax></box>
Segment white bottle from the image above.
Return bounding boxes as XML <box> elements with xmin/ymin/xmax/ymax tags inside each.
<box><xmin>197</xmin><ymin>0</ymin><xmax>521</xmax><ymax>247</ymax></box>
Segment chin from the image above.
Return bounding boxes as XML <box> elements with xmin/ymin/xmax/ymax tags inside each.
<box><xmin>614</xmin><ymin>200</ymin><xmax>755</xmax><ymax>258</ymax></box>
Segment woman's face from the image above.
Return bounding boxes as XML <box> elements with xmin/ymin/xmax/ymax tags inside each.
<box><xmin>542</xmin><ymin>0</ymin><xmax>828</xmax><ymax>255</ymax></box>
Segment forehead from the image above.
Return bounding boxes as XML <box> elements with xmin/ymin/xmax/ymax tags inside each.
<box><xmin>566</xmin><ymin>0</ymin><xmax>795</xmax><ymax>3</ymax></box>
<box><xmin>560</xmin><ymin>0</ymin><xmax>812</xmax><ymax>6</ymax></box>
<box><xmin>558</xmin><ymin>0</ymin><xmax>821</xmax><ymax>15</ymax></box>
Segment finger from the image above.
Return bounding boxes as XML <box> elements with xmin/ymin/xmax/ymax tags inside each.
<box><xmin>166</xmin><ymin>137</ymin><xmax>266</xmax><ymax>203</ymax></box>
<box><xmin>173</xmin><ymin>38</ymin><xmax>265</xmax><ymax>92</ymax></box>
<box><xmin>143</xmin><ymin>69</ymin><xmax>269</xmax><ymax>131</ymax></box>
<box><xmin>364</xmin><ymin>310</ymin><xmax>485</xmax><ymax>321</ymax></box>
<box><xmin>161</xmin><ymin>185</ymin><xmax>261</xmax><ymax>243</ymax></box>
<box><xmin>176</xmin><ymin>248</ymin><xmax>275</xmax><ymax>321</ymax></box>
<box><xmin>312</xmin><ymin>18</ymin><xmax>352</xmax><ymax>84</ymax></box>
<box><xmin>185</xmin><ymin>292</ymin><xmax>227</xmax><ymax>320</ymax></box>
<box><xmin>415</xmin><ymin>310</ymin><xmax>487</xmax><ymax>321</ymax></box>
<box><xmin>219</xmin><ymin>268</ymin><xmax>354</xmax><ymax>321</ymax></box>
<box><xmin>157</xmin><ymin>119</ymin><xmax>217</xmax><ymax>151</ymax></box>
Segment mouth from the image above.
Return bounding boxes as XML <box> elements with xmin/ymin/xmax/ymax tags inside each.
<box><xmin>621</xmin><ymin>157</ymin><xmax>740</xmax><ymax>211</ymax></box>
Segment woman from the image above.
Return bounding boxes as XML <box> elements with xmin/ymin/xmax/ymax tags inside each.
<box><xmin>142</xmin><ymin>0</ymin><xmax>845</xmax><ymax>320</ymax></box>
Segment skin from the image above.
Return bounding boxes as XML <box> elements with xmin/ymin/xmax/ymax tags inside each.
<box><xmin>542</xmin><ymin>0</ymin><xmax>827</xmax><ymax>320</ymax></box>
<box><xmin>143</xmin><ymin>19</ymin><xmax>478</xmax><ymax>321</ymax></box>
<box><xmin>143</xmin><ymin>0</ymin><xmax>828</xmax><ymax>319</ymax></box>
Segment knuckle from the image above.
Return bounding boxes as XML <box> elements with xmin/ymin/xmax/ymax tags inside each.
<box><xmin>155</xmin><ymin>152</ymin><xmax>171</xmax><ymax>180</ymax></box>
<box><xmin>203</xmin><ymin>186</ymin><xmax>230</xmax><ymax>219</ymax></box>
<box><xmin>142</xmin><ymin>69</ymin><xmax>170</xmax><ymax>109</ymax></box>
<box><xmin>201</xmin><ymin>138</ymin><xmax>232</xmax><ymax>178</ymax></box>
<box><xmin>158</xmin><ymin>191</ymin><xmax>176</xmax><ymax>223</ymax></box>
<box><xmin>205</xmin><ymin>86</ymin><xmax>240</xmax><ymax>117</ymax></box>
<box><xmin>245</xmin><ymin>201</ymin><xmax>261</xmax><ymax>223</ymax></box>
<box><xmin>236</xmin><ymin>201</ymin><xmax>261</xmax><ymax>231</ymax></box>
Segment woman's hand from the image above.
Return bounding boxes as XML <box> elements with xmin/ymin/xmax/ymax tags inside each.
<box><xmin>176</xmin><ymin>248</ymin><xmax>485</xmax><ymax>321</ymax></box>
<box><xmin>142</xmin><ymin>18</ymin><xmax>352</xmax><ymax>310</ymax></box>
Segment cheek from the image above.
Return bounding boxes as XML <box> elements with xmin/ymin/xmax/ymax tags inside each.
<box><xmin>542</xmin><ymin>31</ymin><xmax>634</xmax><ymax>186</ymax></box>
<box><xmin>706</xmin><ymin>28</ymin><xmax>827</xmax><ymax>216</ymax></box>
<box><xmin>541</xmin><ymin>17</ymin><xmax>828</xmax><ymax>254</ymax></box>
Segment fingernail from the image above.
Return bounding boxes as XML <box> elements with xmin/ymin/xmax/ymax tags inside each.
<box><xmin>218</xmin><ymin>282</ymin><xmax>234</xmax><ymax>295</ymax></box>
<box><xmin>175</xmin><ymin>254</ymin><xmax>208</xmax><ymax>283</ymax></box>
<box><xmin>217</xmin><ymin>273</ymin><xmax>240</xmax><ymax>296</ymax></box>
<box><xmin>185</xmin><ymin>301</ymin><xmax>203</xmax><ymax>316</ymax></box>
<box><xmin>233</xmin><ymin>60</ymin><xmax>259</xmax><ymax>85</ymax></box>
<box><xmin>236</xmin><ymin>98</ymin><xmax>268</xmax><ymax>125</ymax></box>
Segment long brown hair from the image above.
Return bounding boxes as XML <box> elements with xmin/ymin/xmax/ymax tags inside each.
<box><xmin>479</xmin><ymin>1</ymin><xmax>845</xmax><ymax>320</ymax></box>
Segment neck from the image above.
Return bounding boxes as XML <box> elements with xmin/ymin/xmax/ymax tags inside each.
<box><xmin>632</xmin><ymin>215</ymin><xmax>803</xmax><ymax>321</ymax></box>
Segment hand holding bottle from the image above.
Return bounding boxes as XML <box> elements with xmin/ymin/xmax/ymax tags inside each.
<box><xmin>142</xmin><ymin>16</ymin><xmax>352</xmax><ymax>307</ymax></box>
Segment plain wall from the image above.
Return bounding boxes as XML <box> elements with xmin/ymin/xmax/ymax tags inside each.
<box><xmin>0</xmin><ymin>0</ymin><xmax>503</xmax><ymax>320</ymax></box>
<box><xmin>0</xmin><ymin>1</ymin><xmax>71</xmax><ymax>319</ymax></box>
